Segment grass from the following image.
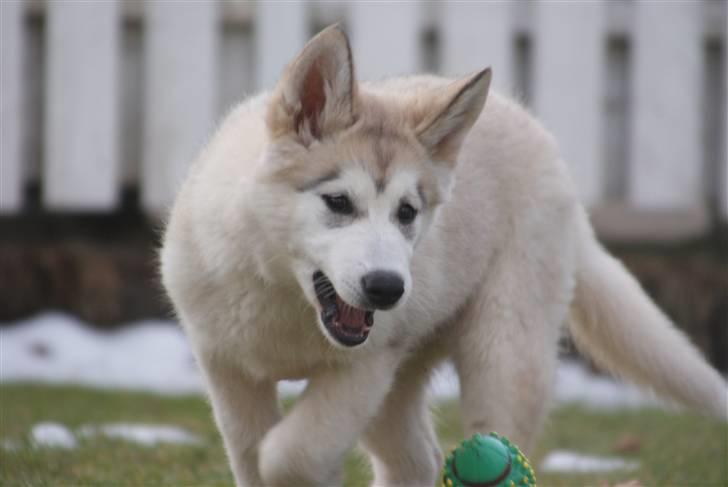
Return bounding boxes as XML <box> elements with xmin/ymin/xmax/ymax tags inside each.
<box><xmin>1</xmin><ymin>384</ymin><xmax>726</xmax><ymax>486</ymax></box>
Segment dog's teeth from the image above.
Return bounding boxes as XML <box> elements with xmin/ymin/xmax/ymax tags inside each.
<box><xmin>342</xmin><ymin>324</ymin><xmax>360</xmax><ymax>335</ymax></box>
<box><xmin>322</xmin><ymin>306</ymin><xmax>338</xmax><ymax>322</ymax></box>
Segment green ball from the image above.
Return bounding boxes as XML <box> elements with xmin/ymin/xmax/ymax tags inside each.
<box><xmin>442</xmin><ymin>432</ymin><xmax>537</xmax><ymax>487</ymax></box>
<box><xmin>454</xmin><ymin>435</ymin><xmax>510</xmax><ymax>483</ymax></box>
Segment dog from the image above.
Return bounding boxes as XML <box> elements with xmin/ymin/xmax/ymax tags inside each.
<box><xmin>160</xmin><ymin>25</ymin><xmax>727</xmax><ymax>486</ymax></box>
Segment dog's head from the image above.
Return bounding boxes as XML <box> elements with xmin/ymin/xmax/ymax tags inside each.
<box><xmin>253</xmin><ymin>25</ymin><xmax>490</xmax><ymax>349</ymax></box>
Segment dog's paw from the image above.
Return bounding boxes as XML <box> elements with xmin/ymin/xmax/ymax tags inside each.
<box><xmin>258</xmin><ymin>422</ymin><xmax>340</xmax><ymax>486</ymax></box>
<box><xmin>258</xmin><ymin>425</ymin><xmax>296</xmax><ymax>485</ymax></box>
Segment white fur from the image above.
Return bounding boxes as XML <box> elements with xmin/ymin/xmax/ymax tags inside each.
<box><xmin>160</xmin><ymin>44</ymin><xmax>726</xmax><ymax>487</ymax></box>
<box><xmin>290</xmin><ymin>166</ymin><xmax>417</xmax><ymax>321</ymax></box>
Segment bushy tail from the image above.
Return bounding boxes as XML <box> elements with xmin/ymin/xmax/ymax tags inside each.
<box><xmin>569</xmin><ymin>210</ymin><xmax>727</xmax><ymax>419</ymax></box>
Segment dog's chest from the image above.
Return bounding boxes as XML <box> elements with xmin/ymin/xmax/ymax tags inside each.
<box><xmin>214</xmin><ymin>288</ymin><xmax>340</xmax><ymax>381</ymax></box>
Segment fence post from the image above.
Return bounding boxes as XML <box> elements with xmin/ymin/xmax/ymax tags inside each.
<box><xmin>629</xmin><ymin>1</ymin><xmax>702</xmax><ymax>210</ymax></box>
<box><xmin>255</xmin><ymin>2</ymin><xmax>307</xmax><ymax>91</ymax></box>
<box><xmin>533</xmin><ymin>2</ymin><xmax>604</xmax><ymax>207</ymax></box>
<box><xmin>440</xmin><ymin>2</ymin><xmax>514</xmax><ymax>93</ymax></box>
<box><xmin>44</xmin><ymin>0</ymin><xmax>120</xmax><ymax>210</ymax></box>
<box><xmin>0</xmin><ymin>0</ymin><xmax>23</xmax><ymax>212</ymax></box>
<box><xmin>219</xmin><ymin>21</ymin><xmax>255</xmax><ymax>114</ymax></box>
<box><xmin>349</xmin><ymin>2</ymin><xmax>421</xmax><ymax>81</ymax></box>
<box><xmin>142</xmin><ymin>1</ymin><xmax>218</xmax><ymax>214</ymax></box>
<box><xmin>724</xmin><ymin>36</ymin><xmax>728</xmax><ymax>221</ymax></box>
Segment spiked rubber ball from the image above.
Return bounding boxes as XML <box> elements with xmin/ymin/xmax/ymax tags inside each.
<box><xmin>442</xmin><ymin>432</ymin><xmax>537</xmax><ymax>487</ymax></box>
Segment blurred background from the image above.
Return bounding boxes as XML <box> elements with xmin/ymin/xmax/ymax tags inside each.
<box><xmin>2</xmin><ymin>0</ymin><xmax>726</xmax><ymax>367</ymax></box>
<box><xmin>0</xmin><ymin>1</ymin><xmax>726</xmax><ymax>485</ymax></box>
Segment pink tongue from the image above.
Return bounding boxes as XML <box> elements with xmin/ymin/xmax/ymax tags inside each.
<box><xmin>336</xmin><ymin>295</ymin><xmax>367</xmax><ymax>329</ymax></box>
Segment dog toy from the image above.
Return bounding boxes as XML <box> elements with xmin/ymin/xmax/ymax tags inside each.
<box><xmin>442</xmin><ymin>432</ymin><xmax>537</xmax><ymax>487</ymax></box>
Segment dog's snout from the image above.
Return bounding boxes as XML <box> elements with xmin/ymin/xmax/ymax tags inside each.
<box><xmin>361</xmin><ymin>271</ymin><xmax>404</xmax><ymax>309</ymax></box>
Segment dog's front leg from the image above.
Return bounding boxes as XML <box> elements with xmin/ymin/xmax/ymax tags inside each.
<box><xmin>200</xmin><ymin>356</ymin><xmax>280</xmax><ymax>487</ymax></box>
<box><xmin>258</xmin><ymin>352</ymin><xmax>400</xmax><ymax>486</ymax></box>
<box><xmin>452</xmin><ymin>245</ymin><xmax>572</xmax><ymax>454</ymax></box>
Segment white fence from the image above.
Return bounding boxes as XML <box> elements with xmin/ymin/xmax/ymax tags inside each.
<box><xmin>1</xmin><ymin>0</ymin><xmax>726</xmax><ymax>241</ymax></box>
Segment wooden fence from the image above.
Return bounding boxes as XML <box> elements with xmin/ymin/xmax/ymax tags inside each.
<box><xmin>1</xmin><ymin>0</ymin><xmax>726</xmax><ymax>241</ymax></box>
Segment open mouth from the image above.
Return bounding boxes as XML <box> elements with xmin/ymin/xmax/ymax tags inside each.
<box><xmin>313</xmin><ymin>271</ymin><xmax>374</xmax><ymax>347</ymax></box>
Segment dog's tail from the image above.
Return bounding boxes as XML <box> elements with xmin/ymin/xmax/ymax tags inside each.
<box><xmin>569</xmin><ymin>209</ymin><xmax>727</xmax><ymax>419</ymax></box>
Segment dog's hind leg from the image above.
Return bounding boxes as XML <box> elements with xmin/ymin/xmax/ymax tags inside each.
<box><xmin>452</xmin><ymin>242</ymin><xmax>574</xmax><ymax>454</ymax></box>
<box><xmin>360</xmin><ymin>345</ymin><xmax>444</xmax><ymax>486</ymax></box>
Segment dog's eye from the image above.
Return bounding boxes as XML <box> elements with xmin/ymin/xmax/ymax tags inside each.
<box><xmin>322</xmin><ymin>194</ymin><xmax>354</xmax><ymax>215</ymax></box>
<box><xmin>397</xmin><ymin>203</ymin><xmax>418</xmax><ymax>225</ymax></box>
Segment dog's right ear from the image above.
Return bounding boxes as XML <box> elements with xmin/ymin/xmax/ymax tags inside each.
<box><xmin>266</xmin><ymin>25</ymin><xmax>358</xmax><ymax>145</ymax></box>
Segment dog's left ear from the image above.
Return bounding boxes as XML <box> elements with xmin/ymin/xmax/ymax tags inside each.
<box><xmin>416</xmin><ymin>68</ymin><xmax>491</xmax><ymax>164</ymax></box>
<box><xmin>266</xmin><ymin>25</ymin><xmax>358</xmax><ymax>145</ymax></box>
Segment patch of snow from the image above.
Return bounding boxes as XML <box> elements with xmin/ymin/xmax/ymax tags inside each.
<box><xmin>553</xmin><ymin>361</ymin><xmax>664</xmax><ymax>410</ymax></box>
<box><xmin>78</xmin><ymin>423</ymin><xmax>202</xmax><ymax>446</ymax></box>
<box><xmin>540</xmin><ymin>449</ymin><xmax>639</xmax><ymax>473</ymax></box>
<box><xmin>0</xmin><ymin>312</ymin><xmax>676</xmax><ymax>410</ymax></box>
<box><xmin>426</xmin><ymin>360</ymin><xmax>663</xmax><ymax>410</ymax></box>
<box><xmin>1</xmin><ymin>312</ymin><xmax>202</xmax><ymax>395</ymax></box>
<box><xmin>25</xmin><ymin>421</ymin><xmax>201</xmax><ymax>449</ymax></box>
<box><xmin>429</xmin><ymin>362</ymin><xmax>459</xmax><ymax>398</ymax></box>
<box><xmin>278</xmin><ymin>380</ymin><xmax>307</xmax><ymax>396</ymax></box>
<box><xmin>31</xmin><ymin>422</ymin><xmax>77</xmax><ymax>449</ymax></box>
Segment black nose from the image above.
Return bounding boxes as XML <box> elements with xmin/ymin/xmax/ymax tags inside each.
<box><xmin>361</xmin><ymin>271</ymin><xmax>405</xmax><ymax>309</ymax></box>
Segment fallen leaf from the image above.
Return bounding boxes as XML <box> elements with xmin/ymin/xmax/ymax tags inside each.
<box><xmin>613</xmin><ymin>433</ymin><xmax>642</xmax><ymax>454</ymax></box>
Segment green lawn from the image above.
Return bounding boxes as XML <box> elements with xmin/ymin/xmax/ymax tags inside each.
<box><xmin>1</xmin><ymin>384</ymin><xmax>726</xmax><ymax>486</ymax></box>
